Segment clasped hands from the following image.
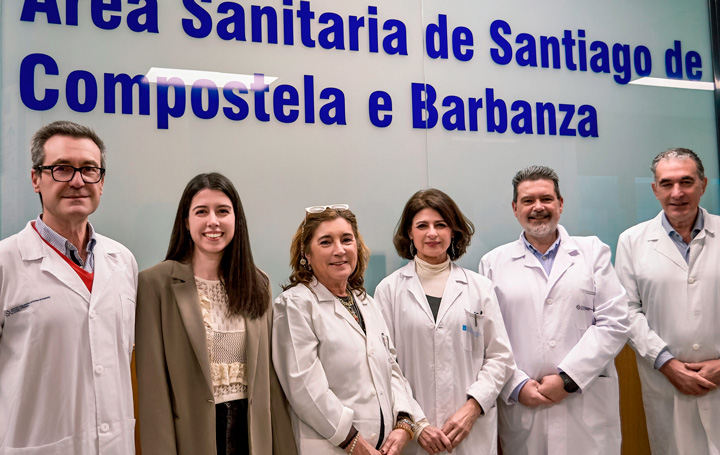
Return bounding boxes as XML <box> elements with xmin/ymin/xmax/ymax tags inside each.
<box><xmin>518</xmin><ymin>374</ymin><xmax>570</xmax><ymax>408</ymax></box>
<box><xmin>660</xmin><ymin>358</ymin><xmax>720</xmax><ymax>396</ymax></box>
<box><xmin>416</xmin><ymin>399</ymin><xmax>483</xmax><ymax>455</ymax></box>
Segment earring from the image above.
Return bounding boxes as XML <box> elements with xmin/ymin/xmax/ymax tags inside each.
<box><xmin>451</xmin><ymin>239</ymin><xmax>456</xmax><ymax>258</ymax></box>
<box><xmin>409</xmin><ymin>242</ymin><xmax>416</xmax><ymax>256</ymax></box>
<box><xmin>300</xmin><ymin>257</ymin><xmax>307</xmax><ymax>266</ymax></box>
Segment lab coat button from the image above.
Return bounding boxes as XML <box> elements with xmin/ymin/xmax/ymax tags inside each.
<box><xmin>693</xmin><ymin>344</ymin><xmax>700</xmax><ymax>350</ymax></box>
<box><xmin>100</xmin><ymin>423</ymin><xmax>110</xmax><ymax>432</ymax></box>
<box><xmin>368</xmin><ymin>349</ymin><xmax>374</xmax><ymax>356</ymax></box>
<box><xmin>89</xmin><ymin>310</ymin><xmax>96</xmax><ymax>318</ymax></box>
<box><xmin>546</xmin><ymin>299</ymin><xmax>553</xmax><ymax>305</ymax></box>
<box><xmin>371</xmin><ymin>390</ymin><xmax>377</xmax><ymax>396</ymax></box>
<box><xmin>94</xmin><ymin>365</ymin><xmax>104</xmax><ymax>375</ymax></box>
<box><xmin>371</xmin><ymin>433</ymin><xmax>378</xmax><ymax>440</ymax></box>
<box><xmin>688</xmin><ymin>277</ymin><xmax>695</xmax><ymax>284</ymax></box>
<box><xmin>548</xmin><ymin>340</ymin><xmax>556</xmax><ymax>347</ymax></box>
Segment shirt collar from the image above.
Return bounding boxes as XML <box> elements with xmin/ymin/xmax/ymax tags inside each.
<box><xmin>521</xmin><ymin>230</ymin><xmax>562</xmax><ymax>256</ymax></box>
<box><xmin>661</xmin><ymin>209</ymin><xmax>704</xmax><ymax>240</ymax></box>
<box><xmin>35</xmin><ymin>215</ymin><xmax>97</xmax><ymax>254</ymax></box>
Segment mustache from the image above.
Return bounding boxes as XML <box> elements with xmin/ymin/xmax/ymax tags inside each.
<box><xmin>529</xmin><ymin>211</ymin><xmax>550</xmax><ymax>219</ymax></box>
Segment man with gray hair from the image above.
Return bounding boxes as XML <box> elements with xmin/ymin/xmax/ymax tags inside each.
<box><xmin>616</xmin><ymin>148</ymin><xmax>719</xmax><ymax>455</ymax></box>
<box><xmin>0</xmin><ymin>121</ymin><xmax>137</xmax><ymax>454</ymax></box>
<box><xmin>480</xmin><ymin>165</ymin><xmax>629</xmax><ymax>455</ymax></box>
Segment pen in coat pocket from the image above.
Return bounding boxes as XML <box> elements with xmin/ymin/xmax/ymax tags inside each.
<box><xmin>474</xmin><ymin>311</ymin><xmax>483</xmax><ymax>327</ymax></box>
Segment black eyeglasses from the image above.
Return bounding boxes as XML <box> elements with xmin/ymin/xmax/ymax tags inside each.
<box><xmin>34</xmin><ymin>165</ymin><xmax>106</xmax><ymax>183</ymax></box>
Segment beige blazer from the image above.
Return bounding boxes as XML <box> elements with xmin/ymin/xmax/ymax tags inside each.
<box><xmin>135</xmin><ymin>260</ymin><xmax>296</xmax><ymax>455</ymax></box>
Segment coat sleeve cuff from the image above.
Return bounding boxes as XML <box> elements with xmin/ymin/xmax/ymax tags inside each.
<box><xmin>466</xmin><ymin>386</ymin><xmax>494</xmax><ymax>414</ymax></box>
<box><xmin>328</xmin><ymin>406</ymin><xmax>355</xmax><ymax>447</ymax></box>
<box><xmin>654</xmin><ymin>348</ymin><xmax>674</xmax><ymax>369</ymax></box>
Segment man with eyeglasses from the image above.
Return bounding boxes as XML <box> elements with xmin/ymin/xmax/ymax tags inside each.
<box><xmin>0</xmin><ymin>121</ymin><xmax>138</xmax><ymax>454</ymax></box>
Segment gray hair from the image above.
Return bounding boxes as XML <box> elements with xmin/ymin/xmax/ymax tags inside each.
<box><xmin>512</xmin><ymin>165</ymin><xmax>562</xmax><ymax>202</ymax></box>
<box><xmin>31</xmin><ymin>121</ymin><xmax>106</xmax><ymax>168</ymax></box>
<box><xmin>650</xmin><ymin>148</ymin><xmax>705</xmax><ymax>181</ymax></box>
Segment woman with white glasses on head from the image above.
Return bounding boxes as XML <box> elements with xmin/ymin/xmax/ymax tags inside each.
<box><xmin>375</xmin><ymin>189</ymin><xmax>514</xmax><ymax>455</ymax></box>
<box><xmin>272</xmin><ymin>205</ymin><xmax>423</xmax><ymax>455</ymax></box>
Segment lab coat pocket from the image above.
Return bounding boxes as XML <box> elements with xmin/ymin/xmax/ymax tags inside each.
<box><xmin>119</xmin><ymin>293</ymin><xmax>136</xmax><ymax>351</ymax></box>
<box><xmin>574</xmin><ymin>288</ymin><xmax>595</xmax><ymax>330</ymax></box>
<box><xmin>380</xmin><ymin>332</ymin><xmax>395</xmax><ymax>364</ymax></box>
<box><xmin>4</xmin><ymin>434</ymin><xmax>76</xmax><ymax>454</ymax></box>
<box><xmin>3</xmin><ymin>296</ymin><xmax>43</xmax><ymax>331</ymax></box>
<box><xmin>582</xmin><ymin>375</ymin><xmax>619</xmax><ymax>428</ymax></box>
<box><xmin>461</xmin><ymin>309</ymin><xmax>483</xmax><ymax>351</ymax></box>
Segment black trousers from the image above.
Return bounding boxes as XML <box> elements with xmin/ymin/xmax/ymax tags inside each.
<box><xmin>216</xmin><ymin>399</ymin><xmax>249</xmax><ymax>455</ymax></box>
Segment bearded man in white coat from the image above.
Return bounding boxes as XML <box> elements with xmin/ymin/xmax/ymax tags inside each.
<box><xmin>0</xmin><ymin>121</ymin><xmax>137</xmax><ymax>455</ymax></box>
<box><xmin>479</xmin><ymin>165</ymin><xmax>630</xmax><ymax>455</ymax></box>
<box><xmin>615</xmin><ymin>148</ymin><xmax>720</xmax><ymax>455</ymax></box>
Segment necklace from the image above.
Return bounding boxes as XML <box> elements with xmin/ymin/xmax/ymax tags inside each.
<box><xmin>337</xmin><ymin>293</ymin><xmax>365</xmax><ymax>330</ymax></box>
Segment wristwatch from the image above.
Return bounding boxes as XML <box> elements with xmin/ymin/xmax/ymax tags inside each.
<box><xmin>559</xmin><ymin>372</ymin><xmax>579</xmax><ymax>393</ymax></box>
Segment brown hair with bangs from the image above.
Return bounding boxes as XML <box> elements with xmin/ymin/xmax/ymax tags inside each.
<box><xmin>393</xmin><ymin>188</ymin><xmax>475</xmax><ymax>261</ymax></box>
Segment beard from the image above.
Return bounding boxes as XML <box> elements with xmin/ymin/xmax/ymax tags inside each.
<box><xmin>524</xmin><ymin>211</ymin><xmax>558</xmax><ymax>239</ymax></box>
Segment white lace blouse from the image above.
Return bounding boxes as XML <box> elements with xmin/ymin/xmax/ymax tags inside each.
<box><xmin>195</xmin><ymin>277</ymin><xmax>248</xmax><ymax>404</ymax></box>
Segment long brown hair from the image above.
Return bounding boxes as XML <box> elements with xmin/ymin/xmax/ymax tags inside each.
<box><xmin>284</xmin><ymin>208</ymin><xmax>370</xmax><ymax>297</ymax></box>
<box><xmin>166</xmin><ymin>173</ymin><xmax>269</xmax><ymax>319</ymax></box>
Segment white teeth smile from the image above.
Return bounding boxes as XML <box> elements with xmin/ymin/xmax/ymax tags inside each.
<box><xmin>204</xmin><ymin>233</ymin><xmax>222</xmax><ymax>238</ymax></box>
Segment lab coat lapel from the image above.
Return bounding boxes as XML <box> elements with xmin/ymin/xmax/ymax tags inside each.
<box><xmin>546</xmin><ymin>248</ymin><xmax>574</xmax><ymax>296</ymax></box>
<box><xmin>402</xmin><ymin>262</ymin><xmax>435</xmax><ymax>323</ymax></box>
<box><xmin>516</xmin><ymin>236</ymin><xmax>545</xmax><ymax>276</ymax></box>
<box><xmin>649</xmin><ymin>214</ymin><xmax>688</xmax><ymax>272</ymax></box>
<box><xmin>21</xmin><ymin>223</ymin><xmax>91</xmax><ymax>303</ymax></box>
<box><xmin>546</xmin><ymin>227</ymin><xmax>576</xmax><ymax>297</ymax></box>
<box><xmin>171</xmin><ymin>261</ymin><xmax>213</xmax><ymax>391</ymax></box>
<box><xmin>334</xmin><ymin>298</ymin><xmax>366</xmax><ymax>338</ymax></box>
<box><xmin>690</xmin><ymin>208</ymin><xmax>716</xmax><ymax>266</ymax></box>
<box><xmin>89</xmin><ymin>240</ymin><xmax>120</xmax><ymax>308</ymax></box>
<box><xmin>437</xmin><ymin>263</ymin><xmax>465</xmax><ymax>324</ymax></box>
<box><xmin>312</xmin><ymin>279</ymin><xmax>366</xmax><ymax>338</ymax></box>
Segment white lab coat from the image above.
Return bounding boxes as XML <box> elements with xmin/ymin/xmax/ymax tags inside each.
<box><xmin>375</xmin><ymin>261</ymin><xmax>514</xmax><ymax>455</ymax></box>
<box><xmin>479</xmin><ymin>226</ymin><xmax>629</xmax><ymax>455</ymax></box>
<box><xmin>272</xmin><ymin>279</ymin><xmax>422</xmax><ymax>455</ymax></box>
<box><xmin>0</xmin><ymin>222</ymin><xmax>138</xmax><ymax>455</ymax></box>
<box><xmin>615</xmin><ymin>208</ymin><xmax>720</xmax><ymax>455</ymax></box>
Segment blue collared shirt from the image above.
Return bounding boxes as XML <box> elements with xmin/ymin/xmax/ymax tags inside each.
<box><xmin>35</xmin><ymin>215</ymin><xmax>97</xmax><ymax>272</ymax></box>
<box><xmin>661</xmin><ymin>209</ymin><xmax>704</xmax><ymax>264</ymax></box>
<box><xmin>522</xmin><ymin>231</ymin><xmax>562</xmax><ymax>276</ymax></box>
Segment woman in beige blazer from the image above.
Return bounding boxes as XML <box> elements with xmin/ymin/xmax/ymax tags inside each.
<box><xmin>135</xmin><ymin>173</ymin><xmax>296</xmax><ymax>455</ymax></box>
